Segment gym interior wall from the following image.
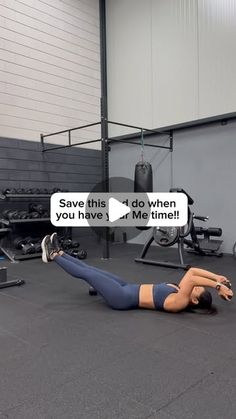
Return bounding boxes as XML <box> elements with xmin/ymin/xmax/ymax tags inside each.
<box><xmin>0</xmin><ymin>0</ymin><xmax>102</xmax><ymax>241</ymax></box>
<box><xmin>106</xmin><ymin>0</ymin><xmax>236</xmax><ymax>133</ymax></box>
<box><xmin>109</xmin><ymin>119</ymin><xmax>236</xmax><ymax>253</ymax></box>
<box><xmin>0</xmin><ymin>0</ymin><xmax>101</xmax><ymax>149</ymax></box>
<box><xmin>0</xmin><ymin>137</ymin><xmax>101</xmax><ymax>240</ymax></box>
<box><xmin>106</xmin><ymin>0</ymin><xmax>236</xmax><ymax>254</ymax></box>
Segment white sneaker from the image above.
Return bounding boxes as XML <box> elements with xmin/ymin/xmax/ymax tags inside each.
<box><xmin>41</xmin><ymin>235</ymin><xmax>53</xmax><ymax>263</ymax></box>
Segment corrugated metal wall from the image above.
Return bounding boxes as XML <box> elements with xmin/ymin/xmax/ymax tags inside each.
<box><xmin>106</xmin><ymin>0</ymin><xmax>236</xmax><ymax>131</ymax></box>
<box><xmin>0</xmin><ymin>0</ymin><xmax>101</xmax><ymax>147</ymax></box>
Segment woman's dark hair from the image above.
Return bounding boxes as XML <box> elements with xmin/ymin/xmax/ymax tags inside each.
<box><xmin>186</xmin><ymin>290</ymin><xmax>217</xmax><ymax>315</ymax></box>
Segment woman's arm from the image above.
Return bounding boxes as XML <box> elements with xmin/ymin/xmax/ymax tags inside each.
<box><xmin>178</xmin><ymin>269</ymin><xmax>222</xmax><ymax>294</ymax></box>
<box><xmin>186</xmin><ymin>267</ymin><xmax>226</xmax><ymax>283</ymax></box>
<box><xmin>178</xmin><ymin>267</ymin><xmax>224</xmax><ymax>291</ymax></box>
<box><xmin>164</xmin><ymin>268</ymin><xmax>233</xmax><ymax>312</ymax></box>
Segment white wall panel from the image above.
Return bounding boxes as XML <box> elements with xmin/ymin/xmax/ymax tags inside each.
<box><xmin>152</xmin><ymin>0</ymin><xmax>198</xmax><ymax>127</ymax></box>
<box><xmin>0</xmin><ymin>19</ymin><xmax>100</xmax><ymax>74</ymax></box>
<box><xmin>106</xmin><ymin>0</ymin><xmax>198</xmax><ymax>132</ymax></box>
<box><xmin>0</xmin><ymin>27</ymin><xmax>100</xmax><ymax>80</ymax></box>
<box><xmin>0</xmin><ymin>92</ymin><xmax>98</xmax><ymax>122</ymax></box>
<box><xmin>106</xmin><ymin>0</ymin><xmax>236</xmax><ymax>130</ymax></box>
<box><xmin>1</xmin><ymin>0</ymin><xmax>99</xmax><ymax>40</ymax></box>
<box><xmin>37</xmin><ymin>0</ymin><xmax>100</xmax><ymax>29</ymax></box>
<box><xmin>0</xmin><ymin>4</ymin><xmax>99</xmax><ymax>59</ymax></box>
<box><xmin>0</xmin><ymin>66</ymin><xmax>98</xmax><ymax>105</ymax></box>
<box><xmin>198</xmin><ymin>0</ymin><xmax>236</xmax><ymax>117</ymax></box>
<box><xmin>0</xmin><ymin>0</ymin><xmax>101</xmax><ymax>147</ymax></box>
<box><xmin>0</xmin><ymin>48</ymin><xmax>100</xmax><ymax>96</ymax></box>
<box><xmin>106</xmin><ymin>0</ymin><xmax>153</xmax><ymax>136</ymax></box>
<box><xmin>59</xmin><ymin>0</ymin><xmax>99</xmax><ymax>19</ymax></box>
<box><xmin>0</xmin><ymin>82</ymin><xmax>99</xmax><ymax>116</ymax></box>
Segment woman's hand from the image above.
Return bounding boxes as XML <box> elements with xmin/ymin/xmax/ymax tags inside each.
<box><xmin>217</xmin><ymin>276</ymin><xmax>231</xmax><ymax>285</ymax></box>
<box><xmin>217</xmin><ymin>284</ymin><xmax>234</xmax><ymax>301</ymax></box>
<box><xmin>217</xmin><ymin>276</ymin><xmax>232</xmax><ymax>291</ymax></box>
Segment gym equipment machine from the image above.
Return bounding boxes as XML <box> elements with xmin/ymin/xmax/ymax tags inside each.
<box><xmin>135</xmin><ymin>188</ymin><xmax>223</xmax><ymax>270</ymax></box>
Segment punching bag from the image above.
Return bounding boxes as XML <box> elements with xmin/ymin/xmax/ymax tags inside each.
<box><xmin>134</xmin><ymin>161</ymin><xmax>153</xmax><ymax>193</ymax></box>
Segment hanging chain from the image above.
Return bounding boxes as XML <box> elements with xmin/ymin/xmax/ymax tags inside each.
<box><xmin>140</xmin><ymin>128</ymin><xmax>144</xmax><ymax>164</ymax></box>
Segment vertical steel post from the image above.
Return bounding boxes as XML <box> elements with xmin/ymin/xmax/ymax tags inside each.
<box><xmin>100</xmin><ymin>0</ymin><xmax>110</xmax><ymax>259</ymax></box>
<box><xmin>170</xmin><ymin>130</ymin><xmax>174</xmax><ymax>188</ymax></box>
<box><xmin>170</xmin><ymin>130</ymin><xmax>173</xmax><ymax>152</ymax></box>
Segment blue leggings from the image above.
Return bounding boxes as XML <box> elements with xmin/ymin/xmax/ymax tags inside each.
<box><xmin>54</xmin><ymin>253</ymin><xmax>140</xmax><ymax>310</ymax></box>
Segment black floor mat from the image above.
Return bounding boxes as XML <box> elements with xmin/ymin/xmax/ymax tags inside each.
<box><xmin>0</xmin><ymin>242</ymin><xmax>235</xmax><ymax>419</ymax></box>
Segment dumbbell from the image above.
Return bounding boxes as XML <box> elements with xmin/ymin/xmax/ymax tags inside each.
<box><xmin>2</xmin><ymin>209</ymin><xmax>19</xmax><ymax>220</ymax></box>
<box><xmin>67</xmin><ymin>248</ymin><xmax>87</xmax><ymax>260</ymax></box>
<box><xmin>68</xmin><ymin>249</ymin><xmax>78</xmax><ymax>258</ymax></box>
<box><xmin>15</xmin><ymin>188</ymin><xmax>26</xmax><ymax>194</ymax></box>
<box><xmin>25</xmin><ymin>188</ymin><xmax>41</xmax><ymax>194</ymax></box>
<box><xmin>18</xmin><ymin>210</ymin><xmax>30</xmax><ymax>219</ymax></box>
<box><xmin>61</xmin><ymin>239</ymin><xmax>72</xmax><ymax>249</ymax></box>
<box><xmin>77</xmin><ymin>249</ymin><xmax>87</xmax><ymax>260</ymax></box>
<box><xmin>29</xmin><ymin>203</ymin><xmax>44</xmax><ymax>215</ymax></box>
<box><xmin>48</xmin><ymin>188</ymin><xmax>60</xmax><ymax>194</ymax></box>
<box><xmin>14</xmin><ymin>237</ymin><xmax>35</xmax><ymax>255</ymax></box>
<box><xmin>27</xmin><ymin>237</ymin><xmax>42</xmax><ymax>253</ymax></box>
<box><xmin>30</xmin><ymin>188</ymin><xmax>40</xmax><ymax>194</ymax></box>
<box><xmin>39</xmin><ymin>188</ymin><xmax>49</xmax><ymax>194</ymax></box>
<box><xmin>34</xmin><ymin>242</ymin><xmax>42</xmax><ymax>253</ymax></box>
<box><xmin>2</xmin><ymin>188</ymin><xmax>17</xmax><ymax>195</ymax></box>
<box><xmin>48</xmin><ymin>188</ymin><xmax>62</xmax><ymax>194</ymax></box>
<box><xmin>25</xmin><ymin>188</ymin><xmax>39</xmax><ymax>194</ymax></box>
<box><xmin>26</xmin><ymin>237</ymin><xmax>42</xmax><ymax>253</ymax></box>
<box><xmin>2</xmin><ymin>209</ymin><xmax>12</xmax><ymax>219</ymax></box>
<box><xmin>29</xmin><ymin>211</ymin><xmax>40</xmax><ymax>219</ymax></box>
<box><xmin>61</xmin><ymin>239</ymin><xmax>80</xmax><ymax>250</ymax></box>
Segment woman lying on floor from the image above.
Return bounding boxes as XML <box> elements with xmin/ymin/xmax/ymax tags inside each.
<box><xmin>41</xmin><ymin>233</ymin><xmax>233</xmax><ymax>314</ymax></box>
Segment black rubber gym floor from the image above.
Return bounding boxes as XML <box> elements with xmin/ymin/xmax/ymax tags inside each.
<box><xmin>0</xmin><ymin>242</ymin><xmax>235</xmax><ymax>419</ymax></box>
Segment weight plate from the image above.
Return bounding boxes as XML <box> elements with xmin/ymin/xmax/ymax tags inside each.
<box><xmin>153</xmin><ymin>226</ymin><xmax>180</xmax><ymax>247</ymax></box>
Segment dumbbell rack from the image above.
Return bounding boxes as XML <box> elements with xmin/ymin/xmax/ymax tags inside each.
<box><xmin>0</xmin><ymin>193</ymin><xmax>71</xmax><ymax>262</ymax></box>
